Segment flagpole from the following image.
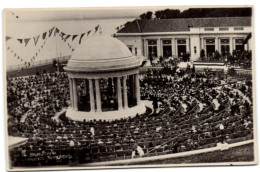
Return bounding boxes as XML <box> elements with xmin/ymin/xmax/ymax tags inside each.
<box><xmin>56</xmin><ymin>35</ymin><xmax>59</xmax><ymax>73</ymax></box>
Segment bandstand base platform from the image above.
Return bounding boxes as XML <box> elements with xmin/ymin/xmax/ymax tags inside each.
<box><xmin>66</xmin><ymin>101</ymin><xmax>150</xmax><ymax>121</ymax></box>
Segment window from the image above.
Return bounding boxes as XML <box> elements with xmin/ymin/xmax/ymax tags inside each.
<box><xmin>234</xmin><ymin>27</ymin><xmax>244</xmax><ymax>30</ymax></box>
<box><xmin>148</xmin><ymin>40</ymin><xmax>158</xmax><ymax>57</ymax></box>
<box><xmin>162</xmin><ymin>40</ymin><xmax>172</xmax><ymax>45</ymax></box>
<box><xmin>220</xmin><ymin>39</ymin><xmax>230</xmax><ymax>55</ymax></box>
<box><xmin>221</xmin><ymin>39</ymin><xmax>230</xmax><ymax>44</ymax></box>
<box><xmin>162</xmin><ymin>40</ymin><xmax>172</xmax><ymax>57</ymax></box>
<box><xmin>205</xmin><ymin>39</ymin><xmax>215</xmax><ymax>58</ymax></box>
<box><xmin>177</xmin><ymin>39</ymin><xmax>186</xmax><ymax>44</ymax></box>
<box><xmin>204</xmin><ymin>28</ymin><xmax>214</xmax><ymax>31</ymax></box>
<box><xmin>219</xmin><ymin>27</ymin><xmax>229</xmax><ymax>31</ymax></box>
<box><xmin>177</xmin><ymin>39</ymin><xmax>187</xmax><ymax>57</ymax></box>
<box><xmin>235</xmin><ymin>39</ymin><xmax>244</xmax><ymax>52</ymax></box>
<box><xmin>135</xmin><ymin>48</ymin><xmax>137</xmax><ymax>55</ymax></box>
<box><xmin>206</xmin><ymin>39</ymin><xmax>215</xmax><ymax>44</ymax></box>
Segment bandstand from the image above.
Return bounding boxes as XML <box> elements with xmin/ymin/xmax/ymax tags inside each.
<box><xmin>64</xmin><ymin>35</ymin><xmax>146</xmax><ymax>121</ymax></box>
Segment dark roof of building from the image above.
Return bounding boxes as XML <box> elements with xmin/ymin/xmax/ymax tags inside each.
<box><xmin>117</xmin><ymin>17</ymin><xmax>251</xmax><ymax>33</ymax></box>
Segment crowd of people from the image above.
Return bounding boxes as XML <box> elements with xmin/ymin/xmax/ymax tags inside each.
<box><xmin>199</xmin><ymin>49</ymin><xmax>252</xmax><ymax>69</ymax></box>
<box><xmin>7</xmin><ymin>72</ymin><xmax>70</xmax><ymax>137</ymax></box>
<box><xmin>7</xmin><ymin>63</ymin><xmax>253</xmax><ymax>167</ymax></box>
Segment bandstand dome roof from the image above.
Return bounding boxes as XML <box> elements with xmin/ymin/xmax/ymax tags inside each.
<box><xmin>65</xmin><ymin>35</ymin><xmax>142</xmax><ymax>72</ymax></box>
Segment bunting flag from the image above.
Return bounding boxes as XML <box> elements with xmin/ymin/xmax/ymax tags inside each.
<box><xmin>7</xmin><ymin>25</ymin><xmax>99</xmax><ymax>68</ymax></box>
<box><xmin>42</xmin><ymin>32</ymin><xmax>47</xmax><ymax>40</ymax></box>
<box><xmin>54</xmin><ymin>28</ymin><xmax>60</xmax><ymax>36</ymax></box>
<box><xmin>94</xmin><ymin>25</ymin><xmax>100</xmax><ymax>33</ymax></box>
<box><xmin>17</xmin><ymin>39</ymin><xmax>23</xmax><ymax>44</ymax></box>
<box><xmin>79</xmin><ymin>33</ymin><xmax>85</xmax><ymax>44</ymax></box>
<box><xmin>72</xmin><ymin>35</ymin><xmax>78</xmax><ymax>41</ymax></box>
<box><xmin>60</xmin><ymin>32</ymin><xmax>66</xmax><ymax>40</ymax></box>
<box><xmin>6</xmin><ymin>36</ymin><xmax>12</xmax><ymax>41</ymax></box>
<box><xmin>49</xmin><ymin>27</ymin><xmax>54</xmax><ymax>37</ymax></box>
<box><xmin>87</xmin><ymin>30</ymin><xmax>91</xmax><ymax>36</ymax></box>
<box><xmin>64</xmin><ymin>35</ymin><xmax>71</xmax><ymax>42</ymax></box>
<box><xmin>33</xmin><ymin>35</ymin><xmax>40</xmax><ymax>46</ymax></box>
<box><xmin>24</xmin><ymin>38</ymin><xmax>31</xmax><ymax>47</ymax></box>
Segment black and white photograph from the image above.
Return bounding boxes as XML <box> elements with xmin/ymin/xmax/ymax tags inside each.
<box><xmin>3</xmin><ymin>5</ymin><xmax>257</xmax><ymax>171</ymax></box>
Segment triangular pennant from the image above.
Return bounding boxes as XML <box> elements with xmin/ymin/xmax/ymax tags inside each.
<box><xmin>79</xmin><ymin>33</ymin><xmax>85</xmax><ymax>44</ymax></box>
<box><xmin>64</xmin><ymin>35</ymin><xmax>71</xmax><ymax>42</ymax></box>
<box><xmin>87</xmin><ymin>30</ymin><xmax>91</xmax><ymax>36</ymax></box>
<box><xmin>7</xmin><ymin>47</ymin><xmax>10</xmax><ymax>50</ymax></box>
<box><xmin>72</xmin><ymin>35</ymin><xmax>78</xmax><ymax>41</ymax></box>
<box><xmin>72</xmin><ymin>49</ymin><xmax>75</xmax><ymax>52</ymax></box>
<box><xmin>49</xmin><ymin>27</ymin><xmax>54</xmax><ymax>37</ymax></box>
<box><xmin>24</xmin><ymin>38</ymin><xmax>31</xmax><ymax>47</ymax></box>
<box><xmin>41</xmin><ymin>45</ymin><xmax>43</xmax><ymax>49</ymax></box>
<box><xmin>33</xmin><ymin>35</ymin><xmax>40</xmax><ymax>46</ymax></box>
<box><xmin>36</xmin><ymin>53</ymin><xmax>38</xmax><ymax>56</ymax></box>
<box><xmin>6</xmin><ymin>36</ymin><xmax>12</xmax><ymax>41</ymax></box>
<box><xmin>17</xmin><ymin>56</ymin><xmax>20</xmax><ymax>59</ymax></box>
<box><xmin>14</xmin><ymin>53</ymin><xmax>16</xmax><ymax>57</ymax></box>
<box><xmin>54</xmin><ymin>28</ymin><xmax>60</xmax><ymax>36</ymax></box>
<box><xmin>42</xmin><ymin>32</ymin><xmax>47</xmax><ymax>39</ymax></box>
<box><xmin>94</xmin><ymin>25</ymin><xmax>100</xmax><ymax>33</ymax></box>
<box><xmin>59</xmin><ymin>32</ymin><xmax>66</xmax><ymax>39</ymax></box>
<box><xmin>17</xmin><ymin>39</ymin><xmax>23</xmax><ymax>44</ymax></box>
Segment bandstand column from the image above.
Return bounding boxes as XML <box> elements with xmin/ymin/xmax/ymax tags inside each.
<box><xmin>215</xmin><ymin>37</ymin><xmax>219</xmax><ymax>51</ymax></box>
<box><xmin>230</xmin><ymin>37</ymin><xmax>234</xmax><ymax>53</ymax></box>
<box><xmin>95</xmin><ymin>79</ymin><xmax>102</xmax><ymax>112</ymax></box>
<box><xmin>72</xmin><ymin>78</ymin><xmax>78</xmax><ymax>111</ymax></box>
<box><xmin>69</xmin><ymin>78</ymin><xmax>74</xmax><ymax>108</ymax></box>
<box><xmin>117</xmin><ymin>77</ymin><xmax>123</xmax><ymax>110</ymax></box>
<box><xmin>135</xmin><ymin>73</ymin><xmax>141</xmax><ymax>105</ymax></box>
<box><xmin>123</xmin><ymin>76</ymin><xmax>128</xmax><ymax>109</ymax></box>
<box><xmin>88</xmin><ymin>79</ymin><xmax>95</xmax><ymax>112</ymax></box>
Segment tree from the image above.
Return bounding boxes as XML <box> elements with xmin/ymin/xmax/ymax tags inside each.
<box><xmin>154</xmin><ymin>8</ymin><xmax>251</xmax><ymax>19</ymax></box>
<box><xmin>139</xmin><ymin>11</ymin><xmax>153</xmax><ymax>20</ymax></box>
<box><xmin>155</xmin><ymin>9</ymin><xmax>181</xmax><ymax>19</ymax></box>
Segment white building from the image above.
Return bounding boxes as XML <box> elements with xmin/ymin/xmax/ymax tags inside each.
<box><xmin>115</xmin><ymin>17</ymin><xmax>252</xmax><ymax>62</ymax></box>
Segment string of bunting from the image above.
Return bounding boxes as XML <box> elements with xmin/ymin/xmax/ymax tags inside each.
<box><xmin>6</xmin><ymin>39</ymin><xmax>47</xmax><ymax>71</ymax></box>
<box><xmin>5</xmin><ymin>24</ymin><xmax>100</xmax><ymax>70</ymax></box>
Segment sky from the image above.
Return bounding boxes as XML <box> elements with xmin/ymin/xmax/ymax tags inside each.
<box><xmin>4</xmin><ymin>7</ymin><xmax>190</xmax><ymax>67</ymax></box>
<box><xmin>5</xmin><ymin>6</ymin><xmax>189</xmax><ymax>22</ymax></box>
